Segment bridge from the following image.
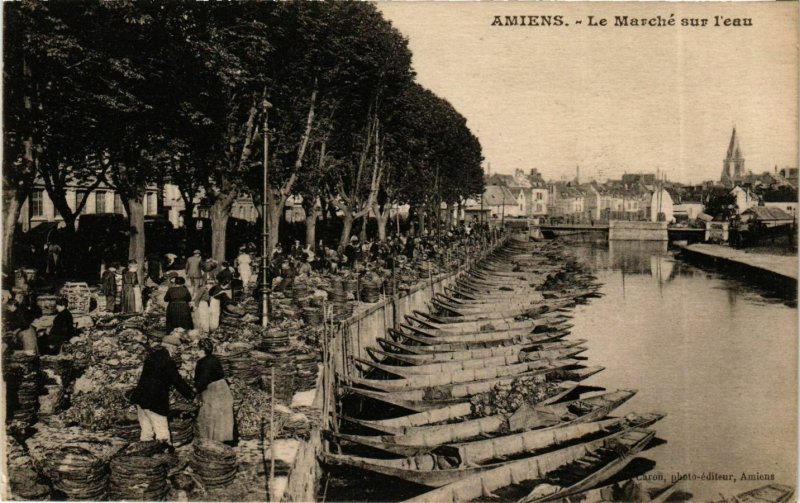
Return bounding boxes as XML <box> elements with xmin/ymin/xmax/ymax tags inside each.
<box><xmin>530</xmin><ymin>223</ymin><xmax>705</xmax><ymax>243</ymax></box>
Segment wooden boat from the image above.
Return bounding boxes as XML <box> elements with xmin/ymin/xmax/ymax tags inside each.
<box><xmin>400</xmin><ymin>319</ymin><xmax>572</xmax><ymax>339</ymax></box>
<box><xmin>725</xmin><ymin>484</ymin><xmax>795</xmax><ymax>503</ymax></box>
<box><xmin>407</xmin><ymin>311</ymin><xmax>572</xmax><ymax>333</ymax></box>
<box><xmin>326</xmin><ymin>413</ymin><xmax>662</xmax><ymax>488</ymax></box>
<box><xmin>403</xmin><ymin>428</ymin><xmax>656</xmax><ymax>503</ymax></box>
<box><xmin>368</xmin><ymin>339</ymin><xmax>586</xmax><ymax>365</ymax></box>
<box><xmin>375</xmin><ymin>335</ymin><xmax>574</xmax><ymax>356</ymax></box>
<box><xmin>346</xmin><ymin>358</ymin><xmax>580</xmax><ymax>392</ymax></box>
<box><xmin>340</xmin><ymin>381</ymin><xmax>579</xmax><ymax>434</ymax></box>
<box><xmin>413</xmin><ymin>306</ymin><xmax>572</xmax><ymax>328</ymax></box>
<box><xmin>358</xmin><ymin>346</ymin><xmax>587</xmax><ymax>376</ymax></box>
<box><xmin>430</xmin><ymin>299</ymin><xmax>576</xmax><ymax>320</ymax></box>
<box><xmin>397</xmin><ymin>323</ymin><xmax>572</xmax><ymax>343</ymax></box>
<box><xmin>342</xmin><ymin>365</ymin><xmax>602</xmax><ymax>411</ymax></box>
<box><xmin>340</xmin><ymin>387</ymin><xmax>629</xmax><ymax>448</ymax></box>
<box><xmin>387</xmin><ymin>328</ymin><xmax>569</xmax><ymax>352</ymax></box>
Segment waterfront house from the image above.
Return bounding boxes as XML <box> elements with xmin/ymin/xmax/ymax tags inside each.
<box><xmin>730</xmin><ymin>185</ymin><xmax>759</xmax><ymax>215</ymax></box>
<box><xmin>741</xmin><ymin>206</ymin><xmax>795</xmax><ymax>227</ymax></box>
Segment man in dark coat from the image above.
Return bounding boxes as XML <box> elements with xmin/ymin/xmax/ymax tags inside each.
<box><xmin>185</xmin><ymin>250</ymin><xmax>204</xmax><ymax>294</ymax></box>
<box><xmin>215</xmin><ymin>261</ymin><xmax>234</xmax><ymax>286</ymax></box>
<box><xmin>132</xmin><ymin>335</ymin><xmax>195</xmax><ymax>443</ymax></box>
<box><xmin>40</xmin><ymin>298</ymin><xmax>75</xmax><ymax>355</ymax></box>
<box><xmin>102</xmin><ymin>264</ymin><xmax>118</xmax><ymax>313</ymax></box>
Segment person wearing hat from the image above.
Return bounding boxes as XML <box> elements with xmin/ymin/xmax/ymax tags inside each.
<box><xmin>208</xmin><ymin>280</ymin><xmax>232</xmax><ymax>332</ymax></box>
<box><xmin>185</xmin><ymin>249</ymin><xmax>204</xmax><ymax>295</ymax></box>
<box><xmin>130</xmin><ymin>335</ymin><xmax>195</xmax><ymax>443</ymax></box>
<box><xmin>194</xmin><ymin>339</ymin><xmax>234</xmax><ymax>442</ymax></box>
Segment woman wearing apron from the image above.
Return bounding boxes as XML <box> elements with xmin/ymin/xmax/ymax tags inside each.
<box><xmin>194</xmin><ymin>339</ymin><xmax>234</xmax><ymax>442</ymax></box>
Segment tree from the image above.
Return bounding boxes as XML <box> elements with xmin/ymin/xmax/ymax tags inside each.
<box><xmin>705</xmin><ymin>192</ymin><xmax>738</xmax><ymax>221</ymax></box>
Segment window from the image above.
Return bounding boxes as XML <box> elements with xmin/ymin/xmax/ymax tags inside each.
<box><xmin>536</xmin><ymin>192</ymin><xmax>543</xmax><ymax>200</ymax></box>
<box><xmin>147</xmin><ymin>192</ymin><xmax>157</xmax><ymax>215</ymax></box>
<box><xmin>95</xmin><ymin>191</ymin><xmax>107</xmax><ymax>213</ymax></box>
<box><xmin>114</xmin><ymin>194</ymin><xmax>124</xmax><ymax>214</ymax></box>
<box><xmin>31</xmin><ymin>190</ymin><xmax>44</xmax><ymax>218</ymax></box>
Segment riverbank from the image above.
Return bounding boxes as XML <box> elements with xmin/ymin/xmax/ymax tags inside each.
<box><xmin>677</xmin><ymin>243</ymin><xmax>797</xmax><ymax>297</ymax></box>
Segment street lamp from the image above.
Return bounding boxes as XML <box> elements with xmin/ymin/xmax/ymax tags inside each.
<box><xmin>261</xmin><ymin>98</ymin><xmax>273</xmax><ymax>327</ymax></box>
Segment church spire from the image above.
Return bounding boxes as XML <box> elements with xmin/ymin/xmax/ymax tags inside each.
<box><xmin>721</xmin><ymin>127</ymin><xmax>745</xmax><ymax>187</ymax></box>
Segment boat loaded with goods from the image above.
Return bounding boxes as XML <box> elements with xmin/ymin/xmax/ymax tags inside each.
<box><xmin>324</xmin><ymin>238</ymin><xmax>671</xmax><ymax>502</ymax></box>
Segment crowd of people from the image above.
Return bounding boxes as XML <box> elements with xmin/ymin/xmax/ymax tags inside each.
<box><xmin>3</xmin><ymin>220</ymin><xmax>500</xmax><ymax>447</ymax></box>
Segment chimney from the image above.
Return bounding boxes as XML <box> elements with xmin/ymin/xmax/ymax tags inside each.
<box><xmin>576</xmin><ymin>166</ymin><xmax>580</xmax><ymax>185</ymax></box>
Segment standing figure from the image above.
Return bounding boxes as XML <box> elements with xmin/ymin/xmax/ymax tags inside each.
<box><xmin>185</xmin><ymin>250</ymin><xmax>204</xmax><ymax>294</ymax></box>
<box><xmin>164</xmin><ymin>277</ymin><xmax>193</xmax><ymax>332</ymax></box>
<box><xmin>215</xmin><ymin>261</ymin><xmax>234</xmax><ymax>286</ymax></box>
<box><xmin>192</xmin><ymin>284</ymin><xmax>212</xmax><ymax>333</ymax></box>
<box><xmin>121</xmin><ymin>260</ymin><xmax>143</xmax><ymax>313</ymax></box>
<box><xmin>102</xmin><ymin>264</ymin><xmax>118</xmax><ymax>313</ymax></box>
<box><xmin>235</xmin><ymin>248</ymin><xmax>252</xmax><ymax>287</ymax></box>
<box><xmin>130</xmin><ymin>335</ymin><xmax>195</xmax><ymax>443</ymax></box>
<box><xmin>208</xmin><ymin>281</ymin><xmax>232</xmax><ymax>332</ymax></box>
<box><xmin>194</xmin><ymin>339</ymin><xmax>234</xmax><ymax>442</ymax></box>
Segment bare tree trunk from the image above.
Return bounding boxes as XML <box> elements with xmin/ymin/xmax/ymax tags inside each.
<box><xmin>374</xmin><ymin>202</ymin><xmax>390</xmax><ymax>242</ymax></box>
<box><xmin>417</xmin><ymin>206</ymin><xmax>426</xmax><ymax>235</ymax></box>
<box><xmin>339</xmin><ymin>209</ymin><xmax>354</xmax><ymax>252</ymax></box>
<box><xmin>126</xmin><ymin>197</ymin><xmax>146</xmax><ymax>284</ymax></box>
<box><xmin>304</xmin><ymin>202</ymin><xmax>320</xmax><ymax>250</ymax></box>
<box><xmin>2</xmin><ymin>190</ymin><xmax>25</xmax><ymax>271</ymax></box>
<box><xmin>446</xmin><ymin>202</ymin><xmax>454</xmax><ymax>228</ymax></box>
<box><xmin>268</xmin><ymin>202</ymin><xmax>281</xmax><ymax>256</ymax></box>
<box><xmin>210</xmin><ymin>198</ymin><xmax>230</xmax><ymax>263</ymax></box>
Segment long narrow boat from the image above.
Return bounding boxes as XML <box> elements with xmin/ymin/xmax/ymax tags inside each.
<box><xmin>387</xmin><ymin>328</ymin><xmax>569</xmax><ymax>351</ymax></box>
<box><xmin>368</xmin><ymin>339</ymin><xmax>587</xmax><ymax>364</ymax></box>
<box><xmin>411</xmin><ymin>309</ymin><xmax>571</xmax><ymax>328</ymax></box>
<box><xmin>431</xmin><ymin>297</ymin><xmax>583</xmax><ymax>317</ymax></box>
<box><xmin>357</xmin><ymin>347</ymin><xmax>587</xmax><ymax>377</ymax></box>
<box><xmin>342</xmin><ymin>365</ymin><xmax>603</xmax><ymax>411</ymax></box>
<box><xmin>325</xmin><ymin>413</ymin><xmax>662</xmax><ymax>488</ymax></box>
<box><xmin>400</xmin><ymin>319</ymin><xmax>572</xmax><ymax>339</ymax></box>
<box><xmin>429</xmin><ymin>300</ymin><xmax>576</xmax><ymax>321</ymax></box>
<box><xmin>341</xmin><ymin>388</ymin><xmax>630</xmax><ymax>448</ymax></box>
<box><xmin>340</xmin><ymin>381</ymin><xmax>579</xmax><ymax>434</ymax></box>
<box><xmin>376</xmin><ymin>334</ymin><xmax>570</xmax><ymax>355</ymax></box>
<box><xmin>402</xmin><ymin>428</ymin><xmax>656</xmax><ymax>503</ymax></box>
<box><xmin>407</xmin><ymin>311</ymin><xmax>572</xmax><ymax>334</ymax></box>
<box><xmin>397</xmin><ymin>323</ymin><xmax>573</xmax><ymax>343</ymax></box>
<box><xmin>347</xmin><ymin>358</ymin><xmax>580</xmax><ymax>392</ymax></box>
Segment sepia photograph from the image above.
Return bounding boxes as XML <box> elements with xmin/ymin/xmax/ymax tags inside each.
<box><xmin>1</xmin><ymin>1</ymin><xmax>797</xmax><ymax>502</ymax></box>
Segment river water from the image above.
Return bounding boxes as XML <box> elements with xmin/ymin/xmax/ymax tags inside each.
<box><xmin>568</xmin><ymin>241</ymin><xmax>797</xmax><ymax>501</ymax></box>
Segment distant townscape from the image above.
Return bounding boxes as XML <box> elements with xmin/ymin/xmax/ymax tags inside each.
<box><xmin>472</xmin><ymin>128</ymin><xmax>797</xmax><ymax>226</ymax></box>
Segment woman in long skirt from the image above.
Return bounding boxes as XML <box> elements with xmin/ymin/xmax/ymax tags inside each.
<box><xmin>192</xmin><ymin>283</ymin><xmax>211</xmax><ymax>333</ymax></box>
<box><xmin>164</xmin><ymin>277</ymin><xmax>193</xmax><ymax>332</ymax></box>
<box><xmin>194</xmin><ymin>339</ymin><xmax>234</xmax><ymax>442</ymax></box>
<box><xmin>121</xmin><ymin>260</ymin><xmax>142</xmax><ymax>314</ymax></box>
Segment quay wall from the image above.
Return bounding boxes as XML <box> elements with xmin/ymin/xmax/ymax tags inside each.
<box><xmin>609</xmin><ymin>220</ymin><xmax>668</xmax><ymax>241</ymax></box>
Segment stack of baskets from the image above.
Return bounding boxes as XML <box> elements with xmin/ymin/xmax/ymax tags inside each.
<box><xmin>260</xmin><ymin>350</ymin><xmax>297</xmax><ymax>405</ymax></box>
<box><xmin>302</xmin><ymin>307</ymin><xmax>323</xmax><ymax>326</ymax></box>
<box><xmin>258</xmin><ymin>331</ymin><xmax>289</xmax><ymax>353</ymax></box>
<box><xmin>112</xmin><ymin>413</ymin><xmax>141</xmax><ymax>442</ymax></box>
<box><xmin>383</xmin><ymin>277</ymin><xmax>396</xmax><ymax>296</ymax></box>
<box><xmin>59</xmin><ymin>282</ymin><xmax>92</xmax><ymax>314</ymax></box>
<box><xmin>361</xmin><ymin>278</ymin><xmax>381</xmax><ymax>303</ymax></box>
<box><xmin>344</xmin><ymin>277</ymin><xmax>359</xmax><ymax>300</ymax></box>
<box><xmin>4</xmin><ymin>351</ymin><xmax>41</xmax><ymax>427</ymax></box>
<box><xmin>294</xmin><ymin>352</ymin><xmax>319</xmax><ymax>390</ymax></box>
<box><xmin>219</xmin><ymin>345</ymin><xmax>261</xmax><ymax>385</ymax></box>
<box><xmin>169</xmin><ymin>403</ymin><xmax>197</xmax><ymax>446</ymax></box>
<box><xmin>44</xmin><ymin>446</ymin><xmax>109</xmax><ymax>501</ymax></box>
<box><xmin>109</xmin><ymin>441</ymin><xmax>172</xmax><ymax>501</ymax></box>
<box><xmin>191</xmin><ymin>438</ymin><xmax>237</xmax><ymax>489</ymax></box>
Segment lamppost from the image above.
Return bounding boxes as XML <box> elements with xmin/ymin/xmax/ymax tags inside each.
<box><xmin>261</xmin><ymin>98</ymin><xmax>273</xmax><ymax>327</ymax></box>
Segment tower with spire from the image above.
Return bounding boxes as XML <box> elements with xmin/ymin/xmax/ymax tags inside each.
<box><xmin>720</xmin><ymin>127</ymin><xmax>745</xmax><ymax>187</ymax></box>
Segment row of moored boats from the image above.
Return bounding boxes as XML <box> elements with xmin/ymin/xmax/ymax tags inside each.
<box><xmin>324</xmin><ymin>238</ymin><xmax>665</xmax><ymax>503</ymax></box>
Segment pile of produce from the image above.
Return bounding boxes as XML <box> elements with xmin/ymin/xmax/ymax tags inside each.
<box><xmin>230</xmin><ymin>384</ymin><xmax>273</xmax><ymax>440</ymax></box>
<box><xmin>191</xmin><ymin>438</ymin><xmax>237</xmax><ymax>489</ymax></box>
<box><xmin>109</xmin><ymin>441</ymin><xmax>173</xmax><ymax>501</ymax></box>
<box><xmin>469</xmin><ymin>374</ymin><xmax>565</xmax><ymax>418</ymax></box>
<box><xmin>61</xmin><ymin>389</ymin><xmax>136</xmax><ymax>431</ymax></box>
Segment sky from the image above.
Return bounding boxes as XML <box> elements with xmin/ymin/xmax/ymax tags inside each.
<box><xmin>379</xmin><ymin>2</ymin><xmax>798</xmax><ymax>185</ymax></box>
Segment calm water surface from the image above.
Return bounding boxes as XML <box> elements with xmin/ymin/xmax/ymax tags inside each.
<box><xmin>569</xmin><ymin>241</ymin><xmax>797</xmax><ymax>501</ymax></box>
